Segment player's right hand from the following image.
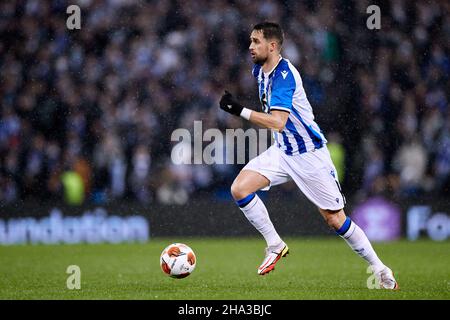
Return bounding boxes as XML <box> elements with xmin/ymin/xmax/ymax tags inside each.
<box><xmin>219</xmin><ymin>90</ymin><xmax>244</xmax><ymax>116</ymax></box>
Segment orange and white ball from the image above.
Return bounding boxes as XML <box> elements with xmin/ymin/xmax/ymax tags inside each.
<box><xmin>160</xmin><ymin>243</ymin><xmax>196</xmax><ymax>278</ymax></box>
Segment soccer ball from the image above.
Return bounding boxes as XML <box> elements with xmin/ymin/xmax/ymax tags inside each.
<box><xmin>160</xmin><ymin>243</ymin><xmax>196</xmax><ymax>278</ymax></box>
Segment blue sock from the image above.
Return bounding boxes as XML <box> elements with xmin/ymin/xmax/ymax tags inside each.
<box><xmin>235</xmin><ymin>193</ymin><xmax>256</xmax><ymax>208</ymax></box>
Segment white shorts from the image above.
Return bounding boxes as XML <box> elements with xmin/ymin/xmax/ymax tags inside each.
<box><xmin>242</xmin><ymin>145</ymin><xmax>345</xmax><ymax>211</ymax></box>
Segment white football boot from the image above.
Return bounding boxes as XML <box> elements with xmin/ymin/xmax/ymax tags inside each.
<box><xmin>257</xmin><ymin>241</ymin><xmax>289</xmax><ymax>275</ymax></box>
<box><xmin>373</xmin><ymin>265</ymin><xmax>399</xmax><ymax>290</ymax></box>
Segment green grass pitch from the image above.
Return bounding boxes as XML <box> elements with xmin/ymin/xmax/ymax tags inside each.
<box><xmin>0</xmin><ymin>238</ymin><xmax>449</xmax><ymax>299</ymax></box>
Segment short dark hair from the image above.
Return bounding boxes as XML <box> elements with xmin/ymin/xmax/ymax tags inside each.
<box><xmin>252</xmin><ymin>22</ymin><xmax>284</xmax><ymax>47</ymax></box>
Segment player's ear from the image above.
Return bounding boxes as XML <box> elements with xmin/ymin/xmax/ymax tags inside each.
<box><xmin>269</xmin><ymin>40</ymin><xmax>277</xmax><ymax>52</ymax></box>
<box><xmin>276</xmin><ymin>41</ymin><xmax>282</xmax><ymax>52</ymax></box>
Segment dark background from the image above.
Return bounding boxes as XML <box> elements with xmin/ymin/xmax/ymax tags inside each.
<box><xmin>1</xmin><ymin>1</ymin><xmax>449</xmax><ymax>226</ymax></box>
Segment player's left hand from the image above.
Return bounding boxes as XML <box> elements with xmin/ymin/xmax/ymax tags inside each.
<box><xmin>219</xmin><ymin>90</ymin><xmax>244</xmax><ymax>116</ymax></box>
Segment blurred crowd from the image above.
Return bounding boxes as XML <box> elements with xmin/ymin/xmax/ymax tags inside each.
<box><xmin>0</xmin><ymin>0</ymin><xmax>449</xmax><ymax>206</ymax></box>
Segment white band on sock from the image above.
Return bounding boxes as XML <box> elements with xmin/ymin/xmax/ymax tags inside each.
<box><xmin>240</xmin><ymin>108</ymin><xmax>252</xmax><ymax>120</ymax></box>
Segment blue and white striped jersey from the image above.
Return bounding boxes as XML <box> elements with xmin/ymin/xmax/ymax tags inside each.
<box><xmin>252</xmin><ymin>56</ymin><xmax>327</xmax><ymax>155</ymax></box>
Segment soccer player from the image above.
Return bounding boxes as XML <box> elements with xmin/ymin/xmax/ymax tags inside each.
<box><xmin>219</xmin><ymin>22</ymin><xmax>398</xmax><ymax>289</ymax></box>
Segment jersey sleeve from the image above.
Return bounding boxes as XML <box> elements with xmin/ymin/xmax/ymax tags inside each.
<box><xmin>269</xmin><ymin>69</ymin><xmax>296</xmax><ymax>113</ymax></box>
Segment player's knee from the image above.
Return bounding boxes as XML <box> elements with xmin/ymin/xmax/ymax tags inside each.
<box><xmin>324</xmin><ymin>212</ymin><xmax>342</xmax><ymax>230</ymax></box>
<box><xmin>230</xmin><ymin>180</ymin><xmax>249</xmax><ymax>201</ymax></box>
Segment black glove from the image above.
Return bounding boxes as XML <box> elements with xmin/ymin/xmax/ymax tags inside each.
<box><xmin>219</xmin><ymin>90</ymin><xmax>244</xmax><ymax>116</ymax></box>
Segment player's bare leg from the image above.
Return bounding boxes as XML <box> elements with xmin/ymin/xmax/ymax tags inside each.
<box><xmin>231</xmin><ymin>170</ymin><xmax>289</xmax><ymax>275</ymax></box>
<box><xmin>231</xmin><ymin>170</ymin><xmax>269</xmax><ymax>200</ymax></box>
<box><xmin>319</xmin><ymin>208</ymin><xmax>399</xmax><ymax>289</ymax></box>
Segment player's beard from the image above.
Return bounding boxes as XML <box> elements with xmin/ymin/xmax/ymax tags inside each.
<box><xmin>252</xmin><ymin>54</ymin><xmax>267</xmax><ymax>65</ymax></box>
